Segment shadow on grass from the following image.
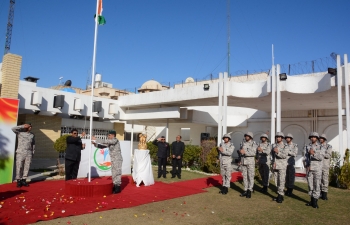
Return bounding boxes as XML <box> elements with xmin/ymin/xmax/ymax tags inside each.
<box><xmin>293</xmin><ymin>185</ymin><xmax>308</xmax><ymax>194</ymax></box>
<box><xmin>230</xmin><ymin>182</ymin><xmax>244</xmax><ymax>194</ymax></box>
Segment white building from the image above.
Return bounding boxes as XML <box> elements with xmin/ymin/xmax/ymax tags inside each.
<box><xmin>9</xmin><ymin>56</ymin><xmax>350</xmax><ymax>163</ymax></box>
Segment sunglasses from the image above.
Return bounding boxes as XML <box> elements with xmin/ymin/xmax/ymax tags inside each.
<box><xmin>73</xmin><ymin>132</ymin><xmax>78</xmax><ymax>135</ymax></box>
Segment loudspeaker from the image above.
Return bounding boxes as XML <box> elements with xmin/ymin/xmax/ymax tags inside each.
<box><xmin>93</xmin><ymin>101</ymin><xmax>102</xmax><ymax>112</ymax></box>
<box><xmin>53</xmin><ymin>95</ymin><xmax>65</xmax><ymax>108</ymax></box>
<box><xmin>200</xmin><ymin>133</ymin><xmax>210</xmax><ymax>141</ymax></box>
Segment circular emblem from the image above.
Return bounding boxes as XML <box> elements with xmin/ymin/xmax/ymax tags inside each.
<box><xmin>93</xmin><ymin>147</ymin><xmax>111</xmax><ymax>171</ymax></box>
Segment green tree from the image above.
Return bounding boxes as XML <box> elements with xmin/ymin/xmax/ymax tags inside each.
<box><xmin>339</xmin><ymin>149</ymin><xmax>350</xmax><ymax>189</ymax></box>
<box><xmin>53</xmin><ymin>134</ymin><xmax>70</xmax><ymax>152</ymax></box>
<box><xmin>199</xmin><ymin>140</ymin><xmax>220</xmax><ymax>174</ymax></box>
<box><xmin>183</xmin><ymin>145</ymin><xmax>201</xmax><ymax>168</ymax></box>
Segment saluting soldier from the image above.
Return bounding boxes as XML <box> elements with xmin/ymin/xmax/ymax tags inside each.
<box><xmin>12</xmin><ymin>123</ymin><xmax>35</xmax><ymax>187</ymax></box>
<box><xmin>239</xmin><ymin>132</ymin><xmax>257</xmax><ymax>198</ymax></box>
<box><xmin>319</xmin><ymin>134</ymin><xmax>332</xmax><ymax>201</ymax></box>
<box><xmin>271</xmin><ymin>132</ymin><xmax>289</xmax><ymax>203</ymax></box>
<box><xmin>256</xmin><ymin>133</ymin><xmax>271</xmax><ymax>193</ymax></box>
<box><xmin>218</xmin><ymin>133</ymin><xmax>235</xmax><ymax>195</ymax></box>
<box><xmin>285</xmin><ymin>133</ymin><xmax>298</xmax><ymax>196</ymax></box>
<box><xmin>305</xmin><ymin>132</ymin><xmax>324</xmax><ymax>208</ymax></box>
<box><xmin>92</xmin><ymin>130</ymin><xmax>123</xmax><ymax>194</ymax></box>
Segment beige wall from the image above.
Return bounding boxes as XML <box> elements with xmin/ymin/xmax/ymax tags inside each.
<box><xmin>114</xmin><ymin>122</ymin><xmax>125</xmax><ymax>140</ymax></box>
<box><xmin>18</xmin><ymin>114</ymin><xmax>62</xmax><ymax>158</ymax></box>
<box><xmin>0</xmin><ymin>53</ymin><xmax>22</xmax><ymax>98</ymax></box>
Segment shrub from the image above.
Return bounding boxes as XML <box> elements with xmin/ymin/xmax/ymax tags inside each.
<box><xmin>329</xmin><ymin>151</ymin><xmax>341</xmax><ymax>187</ymax></box>
<box><xmin>147</xmin><ymin>141</ymin><xmax>159</xmax><ymax>163</ymax></box>
<box><xmin>339</xmin><ymin>149</ymin><xmax>350</xmax><ymax>189</ymax></box>
<box><xmin>183</xmin><ymin>145</ymin><xmax>201</xmax><ymax>168</ymax></box>
<box><xmin>53</xmin><ymin>134</ymin><xmax>70</xmax><ymax>152</ymax></box>
<box><xmin>199</xmin><ymin>140</ymin><xmax>220</xmax><ymax>174</ymax></box>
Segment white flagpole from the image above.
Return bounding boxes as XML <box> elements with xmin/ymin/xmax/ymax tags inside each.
<box><xmin>88</xmin><ymin>0</ymin><xmax>100</xmax><ymax>182</ymax></box>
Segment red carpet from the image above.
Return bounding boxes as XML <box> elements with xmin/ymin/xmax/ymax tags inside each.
<box><xmin>0</xmin><ymin>172</ymin><xmax>242</xmax><ymax>225</ymax></box>
<box><xmin>295</xmin><ymin>173</ymin><xmax>306</xmax><ymax>177</ymax></box>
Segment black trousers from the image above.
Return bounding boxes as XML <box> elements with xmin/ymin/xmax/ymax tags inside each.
<box><xmin>158</xmin><ymin>157</ymin><xmax>167</xmax><ymax>177</ymax></box>
<box><xmin>172</xmin><ymin>158</ymin><xmax>182</xmax><ymax>176</ymax></box>
<box><xmin>65</xmin><ymin>159</ymin><xmax>80</xmax><ymax>181</ymax></box>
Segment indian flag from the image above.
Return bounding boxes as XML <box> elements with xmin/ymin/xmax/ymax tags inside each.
<box><xmin>95</xmin><ymin>0</ymin><xmax>106</xmax><ymax>25</ymax></box>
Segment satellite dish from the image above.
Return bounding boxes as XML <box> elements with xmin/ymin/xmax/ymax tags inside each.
<box><xmin>185</xmin><ymin>77</ymin><xmax>195</xmax><ymax>83</ymax></box>
<box><xmin>64</xmin><ymin>80</ymin><xmax>72</xmax><ymax>86</ymax></box>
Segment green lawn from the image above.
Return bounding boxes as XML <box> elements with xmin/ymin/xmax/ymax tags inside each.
<box><xmin>151</xmin><ymin>166</ymin><xmax>209</xmax><ymax>183</ymax></box>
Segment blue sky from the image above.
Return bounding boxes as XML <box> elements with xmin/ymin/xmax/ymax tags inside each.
<box><xmin>0</xmin><ymin>0</ymin><xmax>349</xmax><ymax>91</ymax></box>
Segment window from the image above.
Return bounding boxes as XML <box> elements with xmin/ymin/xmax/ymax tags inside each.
<box><xmin>180</xmin><ymin>128</ymin><xmax>190</xmax><ymax>141</ymax></box>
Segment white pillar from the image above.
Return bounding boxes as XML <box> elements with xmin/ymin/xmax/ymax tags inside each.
<box><xmin>130</xmin><ymin>121</ymin><xmax>134</xmax><ymax>157</ymax></box>
<box><xmin>344</xmin><ymin>54</ymin><xmax>350</xmax><ymax>150</ymax></box>
<box><xmin>337</xmin><ymin>55</ymin><xmax>344</xmax><ymax>161</ymax></box>
<box><xmin>166</xmin><ymin>119</ymin><xmax>169</xmax><ymax>141</ymax></box>
<box><xmin>270</xmin><ymin>65</ymin><xmax>276</xmax><ymax>144</ymax></box>
<box><xmin>276</xmin><ymin>64</ymin><xmax>281</xmax><ymax>132</ymax></box>
<box><xmin>218</xmin><ymin>73</ymin><xmax>223</xmax><ymax>146</ymax></box>
<box><xmin>223</xmin><ymin>72</ymin><xmax>228</xmax><ymax>135</ymax></box>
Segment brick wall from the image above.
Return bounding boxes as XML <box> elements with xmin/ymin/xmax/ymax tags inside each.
<box><xmin>18</xmin><ymin>114</ymin><xmax>62</xmax><ymax>158</ymax></box>
<box><xmin>0</xmin><ymin>54</ymin><xmax>22</xmax><ymax>99</ymax></box>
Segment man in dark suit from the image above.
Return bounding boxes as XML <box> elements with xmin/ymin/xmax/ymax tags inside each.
<box><xmin>171</xmin><ymin>135</ymin><xmax>185</xmax><ymax>179</ymax></box>
<box><xmin>152</xmin><ymin>136</ymin><xmax>170</xmax><ymax>178</ymax></box>
<box><xmin>65</xmin><ymin>129</ymin><xmax>85</xmax><ymax>180</ymax></box>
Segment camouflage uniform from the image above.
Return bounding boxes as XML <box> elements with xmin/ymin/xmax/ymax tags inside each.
<box><xmin>285</xmin><ymin>133</ymin><xmax>298</xmax><ymax>194</ymax></box>
<box><xmin>97</xmin><ymin>135</ymin><xmax>123</xmax><ymax>193</ymax></box>
<box><xmin>320</xmin><ymin>134</ymin><xmax>332</xmax><ymax>200</ymax></box>
<box><xmin>271</xmin><ymin>132</ymin><xmax>289</xmax><ymax>203</ymax></box>
<box><xmin>219</xmin><ymin>134</ymin><xmax>235</xmax><ymax>195</ymax></box>
<box><xmin>12</xmin><ymin>125</ymin><xmax>35</xmax><ymax>183</ymax></box>
<box><xmin>305</xmin><ymin>132</ymin><xmax>324</xmax><ymax>208</ymax></box>
<box><xmin>256</xmin><ymin>134</ymin><xmax>271</xmax><ymax>189</ymax></box>
<box><xmin>240</xmin><ymin>132</ymin><xmax>258</xmax><ymax>198</ymax></box>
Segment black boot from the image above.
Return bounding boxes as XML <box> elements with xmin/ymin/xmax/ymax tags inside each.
<box><xmin>313</xmin><ymin>198</ymin><xmax>319</xmax><ymax>209</ymax></box>
<box><xmin>113</xmin><ymin>185</ymin><xmax>121</xmax><ymax>194</ymax></box>
<box><xmin>246</xmin><ymin>190</ymin><xmax>251</xmax><ymax>198</ymax></box>
<box><xmin>289</xmin><ymin>188</ymin><xmax>293</xmax><ymax>195</ymax></box>
<box><xmin>240</xmin><ymin>191</ymin><xmax>248</xmax><ymax>197</ymax></box>
<box><xmin>222</xmin><ymin>187</ymin><xmax>228</xmax><ymax>195</ymax></box>
<box><xmin>259</xmin><ymin>186</ymin><xmax>267</xmax><ymax>193</ymax></box>
<box><xmin>306</xmin><ymin>197</ymin><xmax>314</xmax><ymax>206</ymax></box>
<box><xmin>276</xmin><ymin>194</ymin><xmax>283</xmax><ymax>203</ymax></box>
<box><xmin>16</xmin><ymin>179</ymin><xmax>22</xmax><ymax>188</ymax></box>
<box><xmin>219</xmin><ymin>186</ymin><xmax>225</xmax><ymax>194</ymax></box>
<box><xmin>21</xmin><ymin>179</ymin><xmax>29</xmax><ymax>187</ymax></box>
<box><xmin>320</xmin><ymin>191</ymin><xmax>324</xmax><ymax>200</ymax></box>
<box><xmin>323</xmin><ymin>192</ymin><xmax>328</xmax><ymax>200</ymax></box>
<box><xmin>285</xmin><ymin>188</ymin><xmax>290</xmax><ymax>196</ymax></box>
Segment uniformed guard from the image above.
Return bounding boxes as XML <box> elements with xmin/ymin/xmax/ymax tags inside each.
<box><xmin>285</xmin><ymin>133</ymin><xmax>298</xmax><ymax>196</ymax></box>
<box><xmin>218</xmin><ymin>133</ymin><xmax>235</xmax><ymax>195</ymax></box>
<box><xmin>305</xmin><ymin>132</ymin><xmax>324</xmax><ymax>208</ymax></box>
<box><xmin>271</xmin><ymin>132</ymin><xmax>289</xmax><ymax>203</ymax></box>
<box><xmin>92</xmin><ymin>130</ymin><xmax>123</xmax><ymax>194</ymax></box>
<box><xmin>239</xmin><ymin>132</ymin><xmax>257</xmax><ymax>198</ymax></box>
<box><xmin>256</xmin><ymin>133</ymin><xmax>271</xmax><ymax>193</ymax></box>
<box><xmin>319</xmin><ymin>134</ymin><xmax>332</xmax><ymax>201</ymax></box>
<box><xmin>12</xmin><ymin>123</ymin><xmax>35</xmax><ymax>187</ymax></box>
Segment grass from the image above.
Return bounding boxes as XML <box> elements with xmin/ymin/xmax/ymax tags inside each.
<box><xmin>151</xmin><ymin>166</ymin><xmax>209</xmax><ymax>183</ymax></box>
<box><xmin>34</xmin><ymin>169</ymin><xmax>350</xmax><ymax>225</ymax></box>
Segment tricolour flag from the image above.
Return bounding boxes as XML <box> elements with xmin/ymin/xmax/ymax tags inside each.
<box><xmin>94</xmin><ymin>0</ymin><xmax>106</xmax><ymax>25</ymax></box>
